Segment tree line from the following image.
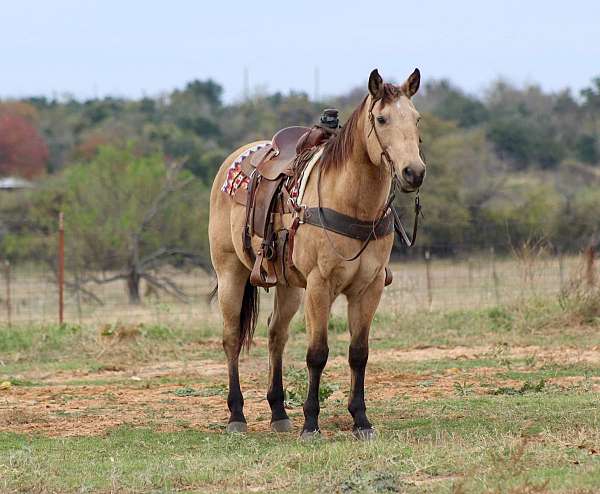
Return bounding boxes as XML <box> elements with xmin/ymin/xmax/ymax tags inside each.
<box><xmin>1</xmin><ymin>75</ymin><xmax>599</xmax><ymax>300</ymax></box>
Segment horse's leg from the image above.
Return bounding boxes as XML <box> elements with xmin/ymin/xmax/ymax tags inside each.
<box><xmin>267</xmin><ymin>285</ymin><xmax>303</xmax><ymax>432</ymax></box>
<box><xmin>346</xmin><ymin>274</ymin><xmax>385</xmax><ymax>440</ymax></box>
<box><xmin>301</xmin><ymin>273</ymin><xmax>331</xmax><ymax>439</ymax></box>
<box><xmin>217</xmin><ymin>259</ymin><xmax>252</xmax><ymax>433</ymax></box>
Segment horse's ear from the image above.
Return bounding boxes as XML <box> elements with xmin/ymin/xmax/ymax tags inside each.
<box><xmin>368</xmin><ymin>69</ymin><xmax>384</xmax><ymax>99</ymax></box>
<box><xmin>401</xmin><ymin>68</ymin><xmax>420</xmax><ymax>98</ymax></box>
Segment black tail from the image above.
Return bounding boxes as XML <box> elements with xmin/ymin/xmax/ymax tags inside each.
<box><xmin>240</xmin><ymin>279</ymin><xmax>259</xmax><ymax>353</ymax></box>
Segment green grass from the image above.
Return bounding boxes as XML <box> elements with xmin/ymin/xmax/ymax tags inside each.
<box><xmin>1</xmin><ymin>297</ymin><xmax>600</xmax><ymax>492</ymax></box>
<box><xmin>1</xmin><ymin>392</ymin><xmax>599</xmax><ymax>493</ymax></box>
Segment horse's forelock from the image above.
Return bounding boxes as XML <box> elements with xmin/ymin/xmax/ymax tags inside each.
<box><xmin>381</xmin><ymin>82</ymin><xmax>402</xmax><ymax>106</ymax></box>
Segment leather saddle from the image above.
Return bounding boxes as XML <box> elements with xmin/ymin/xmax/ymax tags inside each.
<box><xmin>237</xmin><ymin>125</ymin><xmax>334</xmax><ymax>288</ymax></box>
<box><xmin>250</xmin><ymin>126</ymin><xmax>309</xmax><ymax>179</ymax></box>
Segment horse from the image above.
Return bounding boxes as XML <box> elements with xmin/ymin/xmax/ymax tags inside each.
<box><xmin>208</xmin><ymin>68</ymin><xmax>426</xmax><ymax>439</ymax></box>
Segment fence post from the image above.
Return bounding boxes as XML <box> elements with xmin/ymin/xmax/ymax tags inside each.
<box><xmin>584</xmin><ymin>245</ymin><xmax>595</xmax><ymax>288</ymax></box>
<box><xmin>4</xmin><ymin>260</ymin><xmax>11</xmax><ymax>327</ymax></box>
<box><xmin>58</xmin><ymin>212</ymin><xmax>65</xmax><ymax>325</ymax></box>
<box><xmin>425</xmin><ymin>250</ymin><xmax>433</xmax><ymax>310</ymax></box>
<box><xmin>490</xmin><ymin>246</ymin><xmax>500</xmax><ymax>305</ymax></box>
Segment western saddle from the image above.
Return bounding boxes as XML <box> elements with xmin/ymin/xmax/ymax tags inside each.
<box><xmin>237</xmin><ymin>122</ymin><xmax>335</xmax><ymax>288</ymax></box>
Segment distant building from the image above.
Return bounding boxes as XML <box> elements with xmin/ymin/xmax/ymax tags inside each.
<box><xmin>0</xmin><ymin>176</ymin><xmax>34</xmax><ymax>191</ymax></box>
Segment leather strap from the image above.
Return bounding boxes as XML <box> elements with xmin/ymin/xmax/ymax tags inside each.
<box><xmin>303</xmin><ymin>207</ymin><xmax>394</xmax><ymax>241</ymax></box>
<box><xmin>314</xmin><ymin>160</ymin><xmax>398</xmax><ymax>262</ymax></box>
<box><xmin>391</xmin><ymin>195</ymin><xmax>421</xmax><ymax>247</ymax></box>
<box><xmin>242</xmin><ymin>170</ymin><xmax>259</xmax><ymax>262</ymax></box>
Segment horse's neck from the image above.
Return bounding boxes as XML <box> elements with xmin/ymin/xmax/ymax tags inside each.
<box><xmin>324</xmin><ymin>127</ymin><xmax>392</xmax><ymax>222</ymax></box>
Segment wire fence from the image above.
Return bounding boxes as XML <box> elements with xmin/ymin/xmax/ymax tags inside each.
<box><xmin>1</xmin><ymin>241</ymin><xmax>596</xmax><ymax>328</ymax></box>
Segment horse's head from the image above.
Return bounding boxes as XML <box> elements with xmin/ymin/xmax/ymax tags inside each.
<box><xmin>364</xmin><ymin>68</ymin><xmax>426</xmax><ymax>192</ymax></box>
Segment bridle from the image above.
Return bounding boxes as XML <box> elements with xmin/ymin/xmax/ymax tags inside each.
<box><xmin>316</xmin><ymin>94</ymin><xmax>423</xmax><ymax>261</ymax></box>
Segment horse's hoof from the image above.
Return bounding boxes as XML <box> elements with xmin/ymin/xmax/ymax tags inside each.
<box><xmin>271</xmin><ymin>418</ymin><xmax>293</xmax><ymax>433</ymax></box>
<box><xmin>226</xmin><ymin>421</ymin><xmax>247</xmax><ymax>433</ymax></box>
<box><xmin>300</xmin><ymin>429</ymin><xmax>321</xmax><ymax>441</ymax></box>
<box><xmin>353</xmin><ymin>428</ymin><xmax>376</xmax><ymax>441</ymax></box>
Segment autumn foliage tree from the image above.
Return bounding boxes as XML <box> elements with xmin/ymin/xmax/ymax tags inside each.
<box><xmin>0</xmin><ymin>103</ymin><xmax>48</xmax><ymax>178</ymax></box>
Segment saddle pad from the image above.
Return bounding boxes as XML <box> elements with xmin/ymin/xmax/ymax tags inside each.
<box><xmin>294</xmin><ymin>147</ymin><xmax>324</xmax><ymax>205</ymax></box>
<box><xmin>221</xmin><ymin>142</ymin><xmax>270</xmax><ymax>196</ymax></box>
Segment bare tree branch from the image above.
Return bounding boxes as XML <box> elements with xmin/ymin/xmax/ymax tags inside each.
<box><xmin>139</xmin><ymin>247</ymin><xmax>212</xmax><ymax>272</ymax></box>
<box><xmin>137</xmin><ymin>160</ymin><xmax>193</xmax><ymax>237</ymax></box>
<box><xmin>80</xmin><ymin>273</ymin><xmax>128</xmax><ymax>285</ymax></box>
<box><xmin>142</xmin><ymin>272</ymin><xmax>189</xmax><ymax>303</ymax></box>
<box><xmin>64</xmin><ymin>280</ymin><xmax>105</xmax><ymax>306</ymax></box>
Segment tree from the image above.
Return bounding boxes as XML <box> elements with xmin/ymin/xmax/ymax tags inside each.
<box><xmin>51</xmin><ymin>145</ymin><xmax>209</xmax><ymax>303</ymax></box>
<box><xmin>486</xmin><ymin>117</ymin><xmax>564</xmax><ymax>169</ymax></box>
<box><xmin>418</xmin><ymin>80</ymin><xmax>489</xmax><ymax>127</ymax></box>
<box><xmin>581</xmin><ymin>77</ymin><xmax>600</xmax><ymax>133</ymax></box>
<box><xmin>0</xmin><ymin>104</ymin><xmax>48</xmax><ymax>178</ymax></box>
<box><xmin>425</xmin><ymin>128</ymin><xmax>507</xmax><ymax>247</ymax></box>
<box><xmin>554</xmin><ymin>186</ymin><xmax>600</xmax><ymax>250</ymax></box>
<box><xmin>575</xmin><ymin>135</ymin><xmax>599</xmax><ymax>164</ymax></box>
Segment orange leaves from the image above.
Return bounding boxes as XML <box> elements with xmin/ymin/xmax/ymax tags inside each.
<box><xmin>0</xmin><ymin>103</ymin><xmax>48</xmax><ymax>179</ymax></box>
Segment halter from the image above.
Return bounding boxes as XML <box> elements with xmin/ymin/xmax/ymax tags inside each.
<box><xmin>316</xmin><ymin>95</ymin><xmax>422</xmax><ymax>262</ymax></box>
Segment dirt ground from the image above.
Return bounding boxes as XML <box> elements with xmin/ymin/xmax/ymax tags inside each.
<box><xmin>2</xmin><ymin>345</ymin><xmax>600</xmax><ymax>437</ymax></box>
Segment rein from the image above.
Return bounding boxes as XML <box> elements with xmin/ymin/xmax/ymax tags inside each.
<box><xmin>315</xmin><ymin>95</ymin><xmax>422</xmax><ymax>261</ymax></box>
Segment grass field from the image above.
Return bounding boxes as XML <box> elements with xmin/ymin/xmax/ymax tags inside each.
<box><xmin>1</xmin><ymin>294</ymin><xmax>600</xmax><ymax>493</ymax></box>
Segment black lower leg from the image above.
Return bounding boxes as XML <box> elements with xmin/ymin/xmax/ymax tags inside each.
<box><xmin>302</xmin><ymin>346</ymin><xmax>328</xmax><ymax>432</ymax></box>
<box><xmin>348</xmin><ymin>344</ymin><xmax>371</xmax><ymax>430</ymax></box>
<box><xmin>227</xmin><ymin>361</ymin><xmax>245</xmax><ymax>423</ymax></box>
<box><xmin>267</xmin><ymin>359</ymin><xmax>289</xmax><ymax>422</ymax></box>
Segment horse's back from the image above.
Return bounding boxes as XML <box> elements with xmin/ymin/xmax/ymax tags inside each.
<box><xmin>209</xmin><ymin>142</ymin><xmax>266</xmax><ymax>268</ymax></box>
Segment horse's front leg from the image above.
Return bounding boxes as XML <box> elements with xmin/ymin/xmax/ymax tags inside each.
<box><xmin>301</xmin><ymin>272</ymin><xmax>331</xmax><ymax>439</ymax></box>
<box><xmin>346</xmin><ymin>272</ymin><xmax>385</xmax><ymax>440</ymax></box>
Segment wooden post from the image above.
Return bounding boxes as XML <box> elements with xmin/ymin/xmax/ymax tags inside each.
<box><xmin>584</xmin><ymin>245</ymin><xmax>595</xmax><ymax>288</ymax></box>
<box><xmin>4</xmin><ymin>260</ymin><xmax>11</xmax><ymax>327</ymax></box>
<box><xmin>491</xmin><ymin>246</ymin><xmax>500</xmax><ymax>305</ymax></box>
<box><xmin>58</xmin><ymin>212</ymin><xmax>65</xmax><ymax>325</ymax></box>
<box><xmin>425</xmin><ymin>250</ymin><xmax>433</xmax><ymax>310</ymax></box>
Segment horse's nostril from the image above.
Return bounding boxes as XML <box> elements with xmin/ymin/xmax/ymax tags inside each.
<box><xmin>413</xmin><ymin>170</ymin><xmax>424</xmax><ymax>186</ymax></box>
<box><xmin>402</xmin><ymin>167</ymin><xmax>425</xmax><ymax>188</ymax></box>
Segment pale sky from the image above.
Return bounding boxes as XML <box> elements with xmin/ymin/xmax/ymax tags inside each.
<box><xmin>2</xmin><ymin>0</ymin><xmax>599</xmax><ymax>101</ymax></box>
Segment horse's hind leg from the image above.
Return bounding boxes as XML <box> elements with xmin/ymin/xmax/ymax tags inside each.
<box><xmin>216</xmin><ymin>258</ymin><xmax>255</xmax><ymax>432</ymax></box>
<box><xmin>267</xmin><ymin>285</ymin><xmax>303</xmax><ymax>432</ymax></box>
<box><xmin>346</xmin><ymin>274</ymin><xmax>385</xmax><ymax>440</ymax></box>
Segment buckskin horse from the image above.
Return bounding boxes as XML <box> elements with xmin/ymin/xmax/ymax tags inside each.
<box><xmin>208</xmin><ymin>68</ymin><xmax>425</xmax><ymax>439</ymax></box>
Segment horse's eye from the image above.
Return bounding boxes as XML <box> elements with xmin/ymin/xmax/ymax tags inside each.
<box><xmin>376</xmin><ymin>116</ymin><xmax>386</xmax><ymax>124</ymax></box>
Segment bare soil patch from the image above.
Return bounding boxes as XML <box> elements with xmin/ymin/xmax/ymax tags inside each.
<box><xmin>2</xmin><ymin>345</ymin><xmax>599</xmax><ymax>437</ymax></box>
